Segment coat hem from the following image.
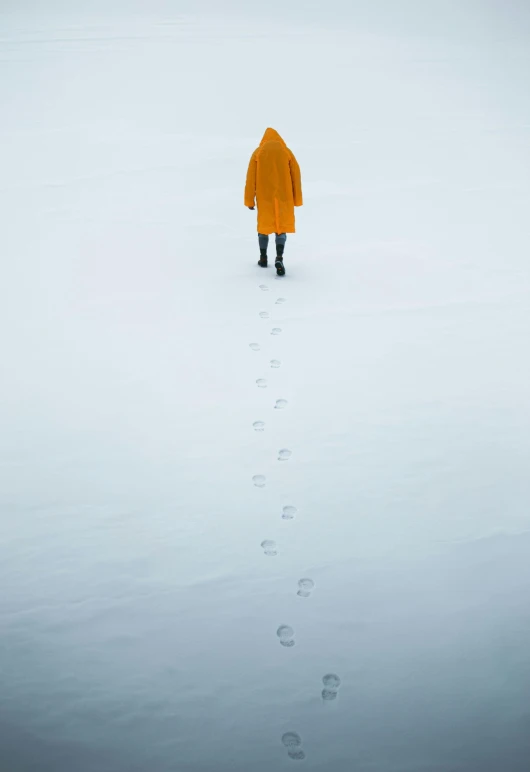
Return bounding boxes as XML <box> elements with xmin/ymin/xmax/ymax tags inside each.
<box><xmin>255</xmin><ymin>228</ymin><xmax>296</xmax><ymax>235</ymax></box>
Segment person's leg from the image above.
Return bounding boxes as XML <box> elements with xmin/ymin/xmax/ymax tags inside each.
<box><xmin>275</xmin><ymin>233</ymin><xmax>286</xmax><ymax>275</ymax></box>
<box><xmin>258</xmin><ymin>233</ymin><xmax>269</xmax><ymax>267</ymax></box>
<box><xmin>275</xmin><ymin>233</ymin><xmax>287</xmax><ymax>257</ymax></box>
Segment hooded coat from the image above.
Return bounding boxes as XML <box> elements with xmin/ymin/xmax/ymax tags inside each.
<box><xmin>244</xmin><ymin>128</ymin><xmax>303</xmax><ymax>235</ymax></box>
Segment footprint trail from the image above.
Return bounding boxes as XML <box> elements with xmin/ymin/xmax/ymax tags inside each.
<box><xmin>247</xmin><ymin>283</ymin><xmax>330</xmax><ymax>759</ymax></box>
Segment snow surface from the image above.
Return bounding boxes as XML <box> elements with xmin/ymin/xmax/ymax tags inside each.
<box><xmin>1</xmin><ymin>1</ymin><xmax>530</xmax><ymax>770</ymax></box>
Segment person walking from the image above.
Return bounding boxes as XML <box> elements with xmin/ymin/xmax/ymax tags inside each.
<box><xmin>244</xmin><ymin>128</ymin><xmax>303</xmax><ymax>276</ymax></box>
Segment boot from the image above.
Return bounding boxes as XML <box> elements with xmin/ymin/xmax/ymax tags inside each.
<box><xmin>275</xmin><ymin>244</ymin><xmax>285</xmax><ymax>276</ymax></box>
<box><xmin>258</xmin><ymin>247</ymin><xmax>268</xmax><ymax>268</ymax></box>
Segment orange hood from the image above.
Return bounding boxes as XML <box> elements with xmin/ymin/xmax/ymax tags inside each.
<box><xmin>259</xmin><ymin>128</ymin><xmax>286</xmax><ymax>147</ymax></box>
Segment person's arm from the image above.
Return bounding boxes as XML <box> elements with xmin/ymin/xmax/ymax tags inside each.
<box><xmin>289</xmin><ymin>152</ymin><xmax>303</xmax><ymax>206</ymax></box>
<box><xmin>244</xmin><ymin>150</ymin><xmax>258</xmax><ymax>208</ymax></box>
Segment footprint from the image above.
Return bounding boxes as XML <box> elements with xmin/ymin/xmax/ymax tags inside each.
<box><xmin>321</xmin><ymin>673</ymin><xmax>341</xmax><ymax>701</ymax></box>
<box><xmin>259</xmin><ymin>311</ymin><xmax>270</xmax><ymax>319</ymax></box>
<box><xmin>256</xmin><ymin>379</ymin><xmax>267</xmax><ymax>388</ymax></box>
<box><xmin>275</xmin><ymin>298</ymin><xmax>286</xmax><ymax>305</ymax></box>
<box><xmin>278</xmin><ymin>448</ymin><xmax>292</xmax><ymax>462</ymax></box>
<box><xmin>281</xmin><ymin>733</ymin><xmax>302</xmax><ymax>749</ymax></box>
<box><xmin>259</xmin><ymin>285</ymin><xmax>269</xmax><ymax>291</ymax></box>
<box><xmin>282</xmin><ymin>733</ymin><xmax>306</xmax><ymax>761</ymax></box>
<box><xmin>270</xmin><ymin>359</ymin><xmax>281</xmax><ymax>369</ymax></box>
<box><xmin>249</xmin><ymin>343</ymin><xmax>260</xmax><ymax>351</ymax></box>
<box><xmin>271</xmin><ymin>328</ymin><xmax>282</xmax><ymax>336</ymax></box>
<box><xmin>277</xmin><ymin>625</ymin><xmax>295</xmax><ymax>647</ymax></box>
<box><xmin>253</xmin><ymin>421</ymin><xmax>265</xmax><ymax>432</ymax></box>
<box><xmin>252</xmin><ymin>475</ymin><xmax>266</xmax><ymax>488</ymax></box>
<box><xmin>274</xmin><ymin>399</ymin><xmax>288</xmax><ymax>410</ymax></box>
<box><xmin>261</xmin><ymin>540</ymin><xmax>277</xmax><ymax>556</ymax></box>
<box><xmin>288</xmin><ymin>750</ymin><xmax>306</xmax><ymax>761</ymax></box>
<box><xmin>282</xmin><ymin>505</ymin><xmax>297</xmax><ymax>520</ymax></box>
<box><xmin>297</xmin><ymin>578</ymin><xmax>315</xmax><ymax>598</ymax></box>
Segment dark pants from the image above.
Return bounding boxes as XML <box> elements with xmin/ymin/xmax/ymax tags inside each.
<box><xmin>258</xmin><ymin>233</ymin><xmax>287</xmax><ymax>252</ymax></box>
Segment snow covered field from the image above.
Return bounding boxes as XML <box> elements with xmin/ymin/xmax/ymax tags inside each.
<box><xmin>1</xmin><ymin>1</ymin><xmax>529</xmax><ymax>770</ymax></box>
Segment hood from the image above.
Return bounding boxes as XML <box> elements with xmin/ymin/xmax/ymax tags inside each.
<box><xmin>259</xmin><ymin>128</ymin><xmax>286</xmax><ymax>147</ymax></box>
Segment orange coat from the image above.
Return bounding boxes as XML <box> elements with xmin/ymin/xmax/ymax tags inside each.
<box><xmin>244</xmin><ymin>128</ymin><xmax>303</xmax><ymax>235</ymax></box>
